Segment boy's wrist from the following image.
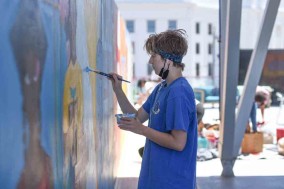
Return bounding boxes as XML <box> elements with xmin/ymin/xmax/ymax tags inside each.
<box><xmin>141</xmin><ymin>125</ymin><xmax>148</xmax><ymax>136</ymax></box>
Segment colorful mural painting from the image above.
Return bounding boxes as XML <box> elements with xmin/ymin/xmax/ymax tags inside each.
<box><xmin>0</xmin><ymin>0</ymin><xmax>131</xmax><ymax>188</ymax></box>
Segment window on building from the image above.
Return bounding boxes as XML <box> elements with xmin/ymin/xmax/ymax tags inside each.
<box><xmin>133</xmin><ymin>62</ymin><xmax>136</xmax><ymax>78</ymax></box>
<box><xmin>208</xmin><ymin>23</ymin><xmax>212</xmax><ymax>35</ymax></box>
<box><xmin>196</xmin><ymin>22</ymin><xmax>200</xmax><ymax>34</ymax></box>
<box><xmin>168</xmin><ymin>20</ymin><xmax>177</xmax><ymax>30</ymax></box>
<box><xmin>126</xmin><ymin>20</ymin><xmax>134</xmax><ymax>33</ymax></box>
<box><xmin>196</xmin><ymin>43</ymin><xmax>200</xmax><ymax>54</ymax></box>
<box><xmin>208</xmin><ymin>63</ymin><xmax>213</xmax><ymax>77</ymax></box>
<box><xmin>208</xmin><ymin>43</ymin><xmax>212</xmax><ymax>54</ymax></box>
<box><xmin>196</xmin><ymin>63</ymin><xmax>200</xmax><ymax>77</ymax></box>
<box><xmin>131</xmin><ymin>41</ymin><xmax>135</xmax><ymax>54</ymax></box>
<box><xmin>147</xmin><ymin>20</ymin><xmax>156</xmax><ymax>33</ymax></box>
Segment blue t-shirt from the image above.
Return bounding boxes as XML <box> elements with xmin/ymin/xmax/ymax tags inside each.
<box><xmin>139</xmin><ymin>77</ymin><xmax>198</xmax><ymax>189</ymax></box>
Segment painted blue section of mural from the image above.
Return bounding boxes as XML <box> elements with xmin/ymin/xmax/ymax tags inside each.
<box><xmin>96</xmin><ymin>14</ymin><xmax>111</xmax><ymax>189</ymax></box>
<box><xmin>0</xmin><ymin>1</ymin><xmax>65</xmax><ymax>188</ymax></box>
<box><xmin>95</xmin><ymin>1</ymin><xmax>117</xmax><ymax>188</ymax></box>
<box><xmin>40</xmin><ymin>1</ymin><xmax>66</xmax><ymax>188</ymax></box>
<box><xmin>0</xmin><ymin>1</ymin><xmax>25</xmax><ymax>188</ymax></box>
<box><xmin>96</xmin><ymin>38</ymin><xmax>106</xmax><ymax>189</ymax></box>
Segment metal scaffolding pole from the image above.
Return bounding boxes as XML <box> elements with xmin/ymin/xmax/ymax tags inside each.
<box><xmin>219</xmin><ymin>0</ymin><xmax>280</xmax><ymax>177</ymax></box>
<box><xmin>219</xmin><ymin>0</ymin><xmax>242</xmax><ymax>177</ymax></box>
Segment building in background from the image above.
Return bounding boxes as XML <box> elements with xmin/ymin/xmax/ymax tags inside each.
<box><xmin>115</xmin><ymin>0</ymin><xmax>284</xmax><ymax>88</ymax></box>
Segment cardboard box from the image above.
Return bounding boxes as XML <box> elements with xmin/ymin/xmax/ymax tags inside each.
<box><xmin>241</xmin><ymin>132</ymin><xmax>263</xmax><ymax>154</ymax></box>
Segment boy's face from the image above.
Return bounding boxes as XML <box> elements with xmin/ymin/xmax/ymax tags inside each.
<box><xmin>148</xmin><ymin>53</ymin><xmax>166</xmax><ymax>75</ymax></box>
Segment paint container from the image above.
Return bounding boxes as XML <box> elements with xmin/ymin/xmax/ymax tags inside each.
<box><xmin>115</xmin><ymin>113</ymin><xmax>136</xmax><ymax>124</ymax></box>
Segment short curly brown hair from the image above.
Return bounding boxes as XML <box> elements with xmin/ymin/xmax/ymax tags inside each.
<box><xmin>144</xmin><ymin>29</ymin><xmax>188</xmax><ymax>69</ymax></box>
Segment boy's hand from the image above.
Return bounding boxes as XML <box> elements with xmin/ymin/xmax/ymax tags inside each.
<box><xmin>118</xmin><ymin>117</ymin><xmax>145</xmax><ymax>135</ymax></box>
<box><xmin>108</xmin><ymin>73</ymin><xmax>123</xmax><ymax>92</ymax></box>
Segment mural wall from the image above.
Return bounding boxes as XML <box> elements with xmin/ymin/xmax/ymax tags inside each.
<box><xmin>0</xmin><ymin>0</ymin><xmax>131</xmax><ymax>188</ymax></box>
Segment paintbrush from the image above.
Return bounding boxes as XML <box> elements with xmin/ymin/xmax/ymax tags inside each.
<box><xmin>84</xmin><ymin>66</ymin><xmax>131</xmax><ymax>83</ymax></box>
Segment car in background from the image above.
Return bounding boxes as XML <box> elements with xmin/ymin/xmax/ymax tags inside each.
<box><xmin>193</xmin><ymin>86</ymin><xmax>220</xmax><ymax>106</ymax></box>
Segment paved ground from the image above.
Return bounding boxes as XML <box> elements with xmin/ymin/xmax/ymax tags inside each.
<box><xmin>115</xmin><ymin>106</ymin><xmax>284</xmax><ymax>189</ymax></box>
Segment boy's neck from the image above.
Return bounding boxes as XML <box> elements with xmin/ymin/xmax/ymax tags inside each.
<box><xmin>165</xmin><ymin>71</ymin><xmax>183</xmax><ymax>85</ymax></box>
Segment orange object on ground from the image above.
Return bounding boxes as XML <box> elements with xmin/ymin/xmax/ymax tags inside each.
<box><xmin>242</xmin><ymin>132</ymin><xmax>264</xmax><ymax>154</ymax></box>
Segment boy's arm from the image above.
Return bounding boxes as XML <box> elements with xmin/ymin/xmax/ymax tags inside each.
<box><xmin>110</xmin><ymin>73</ymin><xmax>149</xmax><ymax>122</ymax></box>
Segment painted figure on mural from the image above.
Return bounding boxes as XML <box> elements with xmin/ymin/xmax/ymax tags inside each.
<box><xmin>9</xmin><ymin>0</ymin><xmax>54</xmax><ymax>188</ymax></box>
<box><xmin>61</xmin><ymin>0</ymin><xmax>85</xmax><ymax>188</ymax></box>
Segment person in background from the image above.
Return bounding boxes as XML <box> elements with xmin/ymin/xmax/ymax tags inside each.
<box><xmin>137</xmin><ymin>79</ymin><xmax>147</xmax><ymax>94</ymax></box>
<box><xmin>256</xmin><ymin>86</ymin><xmax>270</xmax><ymax>125</ymax></box>
<box><xmin>195</xmin><ymin>99</ymin><xmax>205</xmax><ymax>125</ymax></box>
<box><xmin>250</xmin><ymin>87</ymin><xmax>270</xmax><ymax>132</ymax></box>
<box><xmin>135</xmin><ymin>79</ymin><xmax>148</xmax><ymax>106</ymax></box>
<box><xmin>109</xmin><ymin>29</ymin><xmax>197</xmax><ymax>189</ymax></box>
<box><xmin>195</xmin><ymin>99</ymin><xmax>205</xmax><ymax>138</ymax></box>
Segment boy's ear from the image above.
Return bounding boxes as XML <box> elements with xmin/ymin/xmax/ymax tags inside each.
<box><xmin>166</xmin><ymin>59</ymin><xmax>173</xmax><ymax>66</ymax></box>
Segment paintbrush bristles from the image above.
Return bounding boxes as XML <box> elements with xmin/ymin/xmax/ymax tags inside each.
<box><xmin>84</xmin><ymin>66</ymin><xmax>91</xmax><ymax>72</ymax></box>
<box><xmin>84</xmin><ymin>66</ymin><xmax>100</xmax><ymax>74</ymax></box>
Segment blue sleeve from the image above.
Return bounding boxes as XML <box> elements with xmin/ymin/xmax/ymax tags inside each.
<box><xmin>165</xmin><ymin>96</ymin><xmax>195</xmax><ymax>132</ymax></box>
<box><xmin>142</xmin><ymin>98</ymin><xmax>151</xmax><ymax>114</ymax></box>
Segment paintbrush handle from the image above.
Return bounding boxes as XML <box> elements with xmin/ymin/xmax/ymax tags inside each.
<box><xmin>85</xmin><ymin>67</ymin><xmax>131</xmax><ymax>83</ymax></box>
<box><xmin>98</xmin><ymin>71</ymin><xmax>131</xmax><ymax>83</ymax></box>
<box><xmin>97</xmin><ymin>71</ymin><xmax>113</xmax><ymax>78</ymax></box>
<box><xmin>118</xmin><ymin>78</ymin><xmax>131</xmax><ymax>83</ymax></box>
